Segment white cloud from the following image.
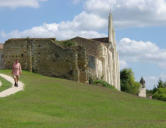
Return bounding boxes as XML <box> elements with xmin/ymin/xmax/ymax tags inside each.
<box><xmin>1</xmin><ymin>0</ymin><xmax>166</xmax><ymax>41</ymax></box>
<box><xmin>84</xmin><ymin>0</ymin><xmax>166</xmax><ymax>28</ymax></box>
<box><xmin>1</xmin><ymin>20</ymin><xmax>106</xmax><ymax>41</ymax></box>
<box><xmin>0</xmin><ymin>11</ymin><xmax>107</xmax><ymax>41</ymax></box>
<box><xmin>60</xmin><ymin>12</ymin><xmax>107</xmax><ymax>31</ymax></box>
<box><xmin>118</xmin><ymin>38</ymin><xmax>166</xmax><ymax>68</ymax></box>
<box><xmin>119</xmin><ymin>60</ymin><xmax>128</xmax><ymax>69</ymax></box>
<box><xmin>0</xmin><ymin>0</ymin><xmax>47</xmax><ymax>8</ymax></box>
<box><xmin>2</xmin><ymin>0</ymin><xmax>166</xmax><ymax>42</ymax></box>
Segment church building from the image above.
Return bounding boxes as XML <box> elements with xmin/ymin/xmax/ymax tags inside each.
<box><xmin>1</xmin><ymin>13</ymin><xmax>121</xmax><ymax>90</ymax></box>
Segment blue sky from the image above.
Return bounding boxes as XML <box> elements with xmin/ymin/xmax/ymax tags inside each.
<box><xmin>1</xmin><ymin>0</ymin><xmax>166</xmax><ymax>89</ymax></box>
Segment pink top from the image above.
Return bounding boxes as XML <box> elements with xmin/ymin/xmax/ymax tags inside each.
<box><xmin>12</xmin><ymin>63</ymin><xmax>22</xmax><ymax>76</ymax></box>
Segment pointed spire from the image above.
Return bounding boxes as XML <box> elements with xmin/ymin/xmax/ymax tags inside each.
<box><xmin>112</xmin><ymin>28</ymin><xmax>116</xmax><ymax>48</ymax></box>
<box><xmin>108</xmin><ymin>12</ymin><xmax>113</xmax><ymax>44</ymax></box>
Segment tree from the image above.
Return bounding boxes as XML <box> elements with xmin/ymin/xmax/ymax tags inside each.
<box><xmin>152</xmin><ymin>88</ymin><xmax>166</xmax><ymax>101</ymax></box>
<box><xmin>149</xmin><ymin>79</ymin><xmax>166</xmax><ymax>101</ymax></box>
<box><xmin>120</xmin><ymin>68</ymin><xmax>141</xmax><ymax>95</ymax></box>
<box><xmin>157</xmin><ymin>79</ymin><xmax>164</xmax><ymax>88</ymax></box>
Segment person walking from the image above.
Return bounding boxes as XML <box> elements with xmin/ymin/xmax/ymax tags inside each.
<box><xmin>12</xmin><ymin>59</ymin><xmax>22</xmax><ymax>87</ymax></box>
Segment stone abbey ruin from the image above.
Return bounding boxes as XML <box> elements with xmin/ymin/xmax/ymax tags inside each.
<box><xmin>0</xmin><ymin>13</ymin><xmax>121</xmax><ymax>90</ymax></box>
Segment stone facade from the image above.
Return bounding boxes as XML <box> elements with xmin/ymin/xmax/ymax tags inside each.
<box><xmin>0</xmin><ymin>44</ymin><xmax>4</xmax><ymax>69</ymax></box>
<box><xmin>138</xmin><ymin>88</ymin><xmax>146</xmax><ymax>98</ymax></box>
<box><xmin>3</xmin><ymin>38</ymin><xmax>88</xmax><ymax>83</ymax></box>
<box><xmin>1</xmin><ymin>13</ymin><xmax>121</xmax><ymax>90</ymax></box>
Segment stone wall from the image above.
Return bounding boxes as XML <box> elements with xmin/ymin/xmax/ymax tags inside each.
<box><xmin>95</xmin><ymin>43</ymin><xmax>120</xmax><ymax>90</ymax></box>
<box><xmin>71</xmin><ymin>37</ymin><xmax>121</xmax><ymax>90</ymax></box>
<box><xmin>0</xmin><ymin>50</ymin><xmax>4</xmax><ymax>69</ymax></box>
<box><xmin>138</xmin><ymin>88</ymin><xmax>146</xmax><ymax>98</ymax></box>
<box><xmin>3</xmin><ymin>35</ymin><xmax>120</xmax><ymax>90</ymax></box>
<box><xmin>4</xmin><ymin>39</ymin><xmax>30</xmax><ymax>70</ymax></box>
<box><xmin>3</xmin><ymin>38</ymin><xmax>88</xmax><ymax>83</ymax></box>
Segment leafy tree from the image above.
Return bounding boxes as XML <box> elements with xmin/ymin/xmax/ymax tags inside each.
<box><xmin>152</xmin><ymin>87</ymin><xmax>158</xmax><ymax>94</ymax></box>
<box><xmin>152</xmin><ymin>88</ymin><xmax>166</xmax><ymax>101</ymax></box>
<box><xmin>147</xmin><ymin>79</ymin><xmax>166</xmax><ymax>101</ymax></box>
<box><xmin>120</xmin><ymin>68</ymin><xmax>141</xmax><ymax>95</ymax></box>
<box><xmin>162</xmin><ymin>81</ymin><xmax>166</xmax><ymax>88</ymax></box>
<box><xmin>157</xmin><ymin>79</ymin><xmax>164</xmax><ymax>88</ymax></box>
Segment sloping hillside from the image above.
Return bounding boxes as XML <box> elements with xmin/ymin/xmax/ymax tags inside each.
<box><xmin>0</xmin><ymin>70</ymin><xmax>166</xmax><ymax>128</ymax></box>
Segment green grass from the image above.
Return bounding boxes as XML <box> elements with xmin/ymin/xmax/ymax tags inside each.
<box><xmin>0</xmin><ymin>70</ymin><xmax>166</xmax><ymax>128</ymax></box>
<box><xmin>0</xmin><ymin>76</ymin><xmax>12</xmax><ymax>92</ymax></box>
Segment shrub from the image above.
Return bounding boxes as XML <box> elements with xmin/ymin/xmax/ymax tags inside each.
<box><xmin>62</xmin><ymin>40</ymin><xmax>76</xmax><ymax>47</ymax></box>
<box><xmin>54</xmin><ymin>40</ymin><xmax>77</xmax><ymax>48</ymax></box>
<box><xmin>93</xmin><ymin>80</ymin><xmax>114</xmax><ymax>89</ymax></box>
<box><xmin>152</xmin><ymin>88</ymin><xmax>166</xmax><ymax>101</ymax></box>
<box><xmin>88</xmin><ymin>76</ymin><xmax>94</xmax><ymax>85</ymax></box>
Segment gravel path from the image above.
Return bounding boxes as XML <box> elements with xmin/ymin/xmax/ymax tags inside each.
<box><xmin>0</xmin><ymin>74</ymin><xmax>24</xmax><ymax>98</ymax></box>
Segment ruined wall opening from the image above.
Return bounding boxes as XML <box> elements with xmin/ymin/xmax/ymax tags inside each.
<box><xmin>88</xmin><ymin>56</ymin><xmax>96</xmax><ymax>69</ymax></box>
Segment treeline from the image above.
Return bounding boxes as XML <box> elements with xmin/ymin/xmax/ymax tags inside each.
<box><xmin>147</xmin><ymin>80</ymin><xmax>166</xmax><ymax>101</ymax></box>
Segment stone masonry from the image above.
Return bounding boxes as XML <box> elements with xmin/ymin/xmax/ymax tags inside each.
<box><xmin>3</xmin><ymin>38</ymin><xmax>88</xmax><ymax>83</ymax></box>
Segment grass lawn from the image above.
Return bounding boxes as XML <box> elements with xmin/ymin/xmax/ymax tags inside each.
<box><xmin>0</xmin><ymin>70</ymin><xmax>166</xmax><ymax>128</ymax></box>
<box><xmin>0</xmin><ymin>76</ymin><xmax>12</xmax><ymax>92</ymax></box>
